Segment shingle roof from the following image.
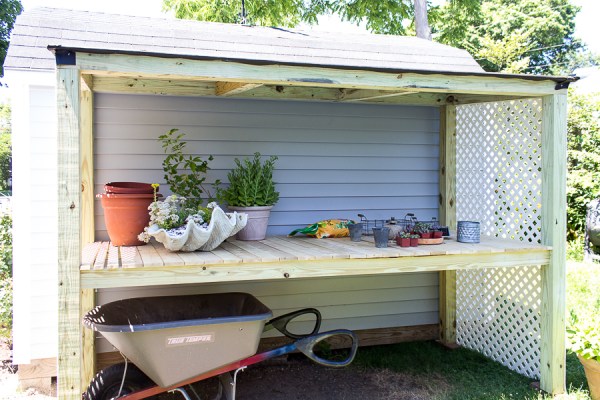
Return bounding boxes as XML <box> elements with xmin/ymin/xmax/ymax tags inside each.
<box><xmin>5</xmin><ymin>7</ymin><xmax>484</xmax><ymax>74</ymax></box>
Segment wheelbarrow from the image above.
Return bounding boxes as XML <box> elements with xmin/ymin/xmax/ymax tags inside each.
<box><xmin>82</xmin><ymin>292</ymin><xmax>358</xmax><ymax>400</ymax></box>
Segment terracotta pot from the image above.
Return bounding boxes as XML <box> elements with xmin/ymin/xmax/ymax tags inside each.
<box><xmin>227</xmin><ymin>206</ymin><xmax>273</xmax><ymax>240</ymax></box>
<box><xmin>410</xmin><ymin>238</ymin><xmax>419</xmax><ymax>247</ymax></box>
<box><xmin>432</xmin><ymin>230</ymin><xmax>443</xmax><ymax>239</ymax></box>
<box><xmin>396</xmin><ymin>237</ymin><xmax>410</xmax><ymax>247</ymax></box>
<box><xmin>420</xmin><ymin>232</ymin><xmax>432</xmax><ymax>239</ymax></box>
<box><xmin>578</xmin><ymin>355</ymin><xmax>600</xmax><ymax>400</ymax></box>
<box><xmin>98</xmin><ymin>193</ymin><xmax>156</xmax><ymax>246</ymax></box>
<box><xmin>105</xmin><ymin>182</ymin><xmax>155</xmax><ymax>194</ymax></box>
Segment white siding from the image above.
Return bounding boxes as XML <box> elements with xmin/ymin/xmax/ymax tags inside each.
<box><xmin>94</xmin><ymin>94</ymin><xmax>440</xmax><ymax>348</ymax></box>
<box><xmin>8</xmin><ymin>70</ymin><xmax>58</xmax><ymax>363</ymax></box>
<box><xmin>94</xmin><ymin>94</ymin><xmax>440</xmax><ymax>238</ymax></box>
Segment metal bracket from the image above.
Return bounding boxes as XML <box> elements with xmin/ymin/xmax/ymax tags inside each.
<box><xmin>54</xmin><ymin>49</ymin><xmax>76</xmax><ymax>66</ymax></box>
<box><xmin>554</xmin><ymin>80</ymin><xmax>570</xmax><ymax>90</ymax></box>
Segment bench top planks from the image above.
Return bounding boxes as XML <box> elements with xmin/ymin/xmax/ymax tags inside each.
<box><xmin>80</xmin><ymin>235</ymin><xmax>551</xmax><ymax>289</ymax></box>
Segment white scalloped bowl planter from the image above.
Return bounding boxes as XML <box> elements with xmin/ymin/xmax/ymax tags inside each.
<box><xmin>147</xmin><ymin>206</ymin><xmax>248</xmax><ymax>252</ymax></box>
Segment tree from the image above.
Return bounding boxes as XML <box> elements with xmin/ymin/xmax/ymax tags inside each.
<box><xmin>566</xmin><ymin>89</ymin><xmax>600</xmax><ymax>239</ymax></box>
<box><xmin>164</xmin><ymin>0</ymin><xmax>592</xmax><ymax>75</ymax></box>
<box><xmin>431</xmin><ymin>0</ymin><xmax>587</xmax><ymax>75</ymax></box>
<box><xmin>0</xmin><ymin>0</ymin><xmax>23</xmax><ymax>78</ymax></box>
<box><xmin>0</xmin><ymin>104</ymin><xmax>10</xmax><ymax>191</ymax></box>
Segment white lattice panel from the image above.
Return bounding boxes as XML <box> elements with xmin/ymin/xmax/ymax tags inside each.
<box><xmin>455</xmin><ymin>100</ymin><xmax>543</xmax><ymax>379</ymax></box>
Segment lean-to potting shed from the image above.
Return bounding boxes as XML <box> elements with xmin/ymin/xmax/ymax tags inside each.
<box><xmin>5</xmin><ymin>7</ymin><xmax>572</xmax><ymax>399</ymax></box>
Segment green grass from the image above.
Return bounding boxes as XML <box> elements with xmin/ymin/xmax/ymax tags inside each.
<box><xmin>350</xmin><ymin>259</ymin><xmax>599</xmax><ymax>399</ymax></box>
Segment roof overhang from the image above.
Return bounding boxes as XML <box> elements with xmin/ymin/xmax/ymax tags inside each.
<box><xmin>48</xmin><ymin>46</ymin><xmax>578</xmax><ymax>105</ymax></box>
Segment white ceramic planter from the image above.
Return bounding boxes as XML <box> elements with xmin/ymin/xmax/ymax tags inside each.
<box><xmin>147</xmin><ymin>206</ymin><xmax>247</xmax><ymax>251</ymax></box>
<box><xmin>227</xmin><ymin>206</ymin><xmax>273</xmax><ymax>241</ymax></box>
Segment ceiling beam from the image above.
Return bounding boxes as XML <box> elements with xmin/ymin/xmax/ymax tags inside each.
<box><xmin>78</xmin><ymin>53</ymin><xmax>560</xmax><ymax>97</ymax></box>
<box><xmin>215</xmin><ymin>81</ymin><xmax>263</xmax><ymax>96</ymax></box>
<box><xmin>338</xmin><ymin>89</ymin><xmax>419</xmax><ymax>102</ymax></box>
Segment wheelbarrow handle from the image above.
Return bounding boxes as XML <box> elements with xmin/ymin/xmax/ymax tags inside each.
<box><xmin>294</xmin><ymin>329</ymin><xmax>359</xmax><ymax>368</ymax></box>
<box><xmin>264</xmin><ymin>308</ymin><xmax>322</xmax><ymax>339</ymax></box>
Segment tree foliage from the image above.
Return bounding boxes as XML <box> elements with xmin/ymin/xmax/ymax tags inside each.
<box><xmin>0</xmin><ymin>0</ymin><xmax>23</xmax><ymax>77</ymax></box>
<box><xmin>566</xmin><ymin>89</ymin><xmax>600</xmax><ymax>239</ymax></box>
<box><xmin>431</xmin><ymin>0</ymin><xmax>587</xmax><ymax>74</ymax></box>
<box><xmin>0</xmin><ymin>104</ymin><xmax>10</xmax><ymax>191</ymax></box>
<box><xmin>164</xmin><ymin>0</ymin><xmax>593</xmax><ymax>75</ymax></box>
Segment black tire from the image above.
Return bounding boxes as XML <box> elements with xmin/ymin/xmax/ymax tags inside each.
<box><xmin>83</xmin><ymin>362</ymin><xmax>154</xmax><ymax>400</ymax></box>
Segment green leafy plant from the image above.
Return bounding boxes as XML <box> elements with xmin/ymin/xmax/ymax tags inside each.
<box><xmin>217</xmin><ymin>152</ymin><xmax>279</xmax><ymax>207</ymax></box>
<box><xmin>412</xmin><ymin>222</ymin><xmax>431</xmax><ymax>235</ymax></box>
<box><xmin>158</xmin><ymin>129</ymin><xmax>218</xmax><ymax>208</ymax></box>
<box><xmin>567</xmin><ymin>90</ymin><xmax>600</xmax><ymax>240</ymax></box>
<box><xmin>568</xmin><ymin>310</ymin><xmax>600</xmax><ymax>362</ymax></box>
<box><xmin>0</xmin><ymin>210</ymin><xmax>12</xmax><ymax>341</ymax></box>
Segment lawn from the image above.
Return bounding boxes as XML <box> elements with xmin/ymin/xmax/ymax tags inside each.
<box><xmin>350</xmin><ymin>260</ymin><xmax>598</xmax><ymax>400</ymax></box>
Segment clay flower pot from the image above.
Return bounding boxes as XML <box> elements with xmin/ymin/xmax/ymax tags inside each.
<box><xmin>410</xmin><ymin>237</ymin><xmax>419</xmax><ymax>247</ymax></box>
<box><xmin>432</xmin><ymin>230</ymin><xmax>443</xmax><ymax>239</ymax></box>
<box><xmin>420</xmin><ymin>232</ymin><xmax>432</xmax><ymax>239</ymax></box>
<box><xmin>578</xmin><ymin>355</ymin><xmax>600</xmax><ymax>400</ymax></box>
<box><xmin>105</xmin><ymin>182</ymin><xmax>154</xmax><ymax>195</ymax></box>
<box><xmin>396</xmin><ymin>237</ymin><xmax>410</xmax><ymax>247</ymax></box>
<box><xmin>97</xmin><ymin>182</ymin><xmax>160</xmax><ymax>246</ymax></box>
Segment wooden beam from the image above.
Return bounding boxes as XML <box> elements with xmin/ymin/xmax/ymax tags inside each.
<box><xmin>540</xmin><ymin>92</ymin><xmax>567</xmax><ymax>395</ymax></box>
<box><xmin>92</xmin><ymin>76</ymin><xmax>216</xmax><ymax>96</ymax></box>
<box><xmin>80</xmin><ymin>78</ymin><xmax>94</xmax><ymax>248</ymax></box>
<box><xmin>79</xmin><ymin>76</ymin><xmax>96</xmax><ymax>393</ymax></box>
<box><xmin>57</xmin><ymin>66</ymin><xmax>82</xmax><ymax>399</ymax></box>
<box><xmin>80</xmin><ymin>289</ymin><xmax>96</xmax><ymax>392</ymax></box>
<box><xmin>237</xmin><ymin>85</ymin><xmax>448</xmax><ymax>106</ymax></box>
<box><xmin>17</xmin><ymin>358</ymin><xmax>57</xmax><ymax>379</ymax></box>
<box><xmin>215</xmin><ymin>81</ymin><xmax>262</xmax><ymax>96</ymax></box>
<box><xmin>439</xmin><ymin>105</ymin><xmax>457</xmax><ymax>232</ymax></box>
<box><xmin>438</xmin><ymin>105</ymin><xmax>458</xmax><ymax>345</ymax></box>
<box><xmin>337</xmin><ymin>89</ymin><xmax>419</xmax><ymax>102</ymax></box>
<box><xmin>81</xmin><ymin>249</ymin><xmax>551</xmax><ymax>289</ymax></box>
<box><xmin>77</xmin><ymin>53</ymin><xmax>559</xmax><ymax>96</ymax></box>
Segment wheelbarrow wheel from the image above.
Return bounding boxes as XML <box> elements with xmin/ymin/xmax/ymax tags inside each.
<box><xmin>83</xmin><ymin>362</ymin><xmax>154</xmax><ymax>400</ymax></box>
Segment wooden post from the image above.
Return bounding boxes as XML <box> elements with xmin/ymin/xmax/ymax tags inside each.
<box><xmin>439</xmin><ymin>105</ymin><xmax>457</xmax><ymax>344</ymax></box>
<box><xmin>57</xmin><ymin>66</ymin><xmax>82</xmax><ymax>399</ymax></box>
<box><xmin>79</xmin><ymin>74</ymin><xmax>96</xmax><ymax>389</ymax></box>
<box><xmin>540</xmin><ymin>92</ymin><xmax>567</xmax><ymax>395</ymax></box>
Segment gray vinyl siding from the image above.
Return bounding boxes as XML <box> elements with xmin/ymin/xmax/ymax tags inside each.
<box><xmin>92</xmin><ymin>93</ymin><xmax>440</xmax><ymax>349</ymax></box>
<box><xmin>94</xmin><ymin>94</ymin><xmax>440</xmax><ymax>238</ymax></box>
<box><xmin>96</xmin><ymin>273</ymin><xmax>439</xmax><ymax>353</ymax></box>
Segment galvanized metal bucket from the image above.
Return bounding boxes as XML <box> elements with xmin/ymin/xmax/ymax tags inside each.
<box><xmin>457</xmin><ymin>221</ymin><xmax>480</xmax><ymax>243</ymax></box>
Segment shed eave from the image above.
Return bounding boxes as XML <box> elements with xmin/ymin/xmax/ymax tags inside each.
<box><xmin>47</xmin><ymin>45</ymin><xmax>578</xmax><ymax>89</ymax></box>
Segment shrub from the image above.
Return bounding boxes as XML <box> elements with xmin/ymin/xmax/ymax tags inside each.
<box><xmin>0</xmin><ymin>210</ymin><xmax>12</xmax><ymax>341</ymax></box>
<box><xmin>567</xmin><ymin>90</ymin><xmax>600</xmax><ymax>239</ymax></box>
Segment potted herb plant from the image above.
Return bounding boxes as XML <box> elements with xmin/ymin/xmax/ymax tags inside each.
<box><xmin>568</xmin><ymin>311</ymin><xmax>600</xmax><ymax>399</ymax></box>
<box><xmin>413</xmin><ymin>222</ymin><xmax>432</xmax><ymax>239</ymax></box>
<box><xmin>218</xmin><ymin>152</ymin><xmax>279</xmax><ymax>241</ymax></box>
<box><xmin>395</xmin><ymin>232</ymin><xmax>411</xmax><ymax>247</ymax></box>
<box><xmin>410</xmin><ymin>234</ymin><xmax>420</xmax><ymax>247</ymax></box>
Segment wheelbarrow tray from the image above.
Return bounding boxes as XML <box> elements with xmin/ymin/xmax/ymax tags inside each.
<box><xmin>83</xmin><ymin>292</ymin><xmax>272</xmax><ymax>388</ymax></box>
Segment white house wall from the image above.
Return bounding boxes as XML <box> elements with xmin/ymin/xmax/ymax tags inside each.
<box><xmin>93</xmin><ymin>93</ymin><xmax>441</xmax><ymax>351</ymax></box>
<box><xmin>6</xmin><ymin>70</ymin><xmax>58</xmax><ymax>364</ymax></box>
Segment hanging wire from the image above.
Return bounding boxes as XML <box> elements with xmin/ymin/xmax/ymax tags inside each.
<box><xmin>240</xmin><ymin>0</ymin><xmax>247</xmax><ymax>25</ymax></box>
